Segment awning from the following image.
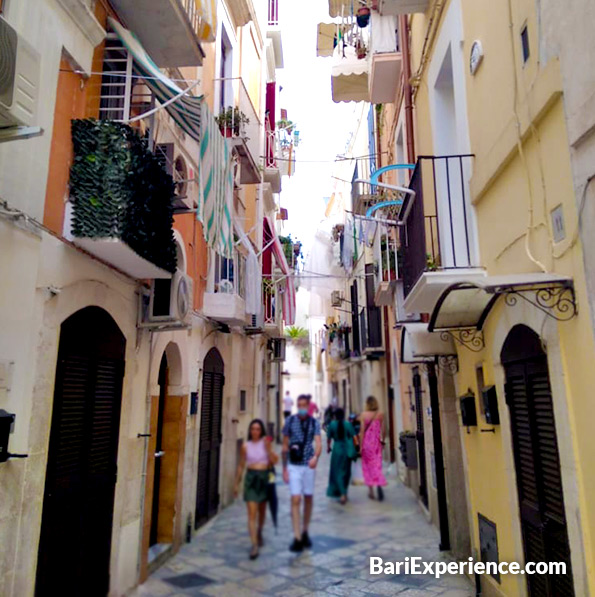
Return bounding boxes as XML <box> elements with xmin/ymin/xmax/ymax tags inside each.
<box><xmin>109</xmin><ymin>18</ymin><xmax>202</xmax><ymax>142</ymax></box>
<box><xmin>401</xmin><ymin>323</ymin><xmax>456</xmax><ymax>364</ymax></box>
<box><xmin>429</xmin><ymin>273</ymin><xmax>577</xmax><ymax>332</ymax></box>
<box><xmin>317</xmin><ymin>23</ymin><xmax>340</xmax><ymax>57</ymax></box>
<box><xmin>329</xmin><ymin>0</ymin><xmax>356</xmax><ymax>17</ymax></box>
<box><xmin>331</xmin><ymin>45</ymin><xmax>370</xmax><ymax>103</ymax></box>
<box><xmin>264</xmin><ymin>217</ymin><xmax>297</xmax><ymax>325</ymax></box>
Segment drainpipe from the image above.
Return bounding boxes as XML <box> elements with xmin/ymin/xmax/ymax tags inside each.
<box><xmin>399</xmin><ymin>14</ymin><xmax>416</xmax><ymax>164</ymax></box>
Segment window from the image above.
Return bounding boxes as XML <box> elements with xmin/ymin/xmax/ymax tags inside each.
<box><xmin>239</xmin><ymin>390</ymin><xmax>247</xmax><ymax>412</ymax></box>
<box><xmin>521</xmin><ymin>24</ymin><xmax>530</xmax><ymax>63</ymax></box>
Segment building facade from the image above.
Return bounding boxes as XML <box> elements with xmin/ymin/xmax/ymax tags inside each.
<box><xmin>0</xmin><ymin>0</ymin><xmax>293</xmax><ymax>595</ymax></box>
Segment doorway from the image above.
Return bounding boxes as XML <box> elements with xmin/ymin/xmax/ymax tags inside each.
<box><xmin>195</xmin><ymin>348</ymin><xmax>225</xmax><ymax>528</ymax></box>
<box><xmin>413</xmin><ymin>369</ymin><xmax>428</xmax><ymax>507</ymax></box>
<box><xmin>148</xmin><ymin>354</ymin><xmax>171</xmax><ymax>562</ymax></box>
<box><xmin>502</xmin><ymin>325</ymin><xmax>574</xmax><ymax>595</ymax></box>
<box><xmin>36</xmin><ymin>307</ymin><xmax>126</xmax><ymax>596</ymax></box>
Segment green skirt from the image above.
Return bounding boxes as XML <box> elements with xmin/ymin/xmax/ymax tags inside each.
<box><xmin>244</xmin><ymin>469</ymin><xmax>269</xmax><ymax>503</ymax></box>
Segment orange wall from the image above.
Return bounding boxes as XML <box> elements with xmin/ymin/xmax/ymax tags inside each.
<box><xmin>43</xmin><ymin>2</ymin><xmax>110</xmax><ymax>235</ymax></box>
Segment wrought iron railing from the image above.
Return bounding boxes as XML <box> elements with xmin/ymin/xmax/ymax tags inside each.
<box><xmin>263</xmin><ymin>277</ymin><xmax>282</xmax><ymax>327</ymax></box>
<box><xmin>268</xmin><ymin>0</ymin><xmax>279</xmax><ymax>26</ymax></box>
<box><xmin>399</xmin><ymin>155</ymin><xmax>476</xmax><ymax>297</ymax></box>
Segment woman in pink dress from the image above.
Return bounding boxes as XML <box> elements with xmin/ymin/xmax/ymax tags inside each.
<box><xmin>359</xmin><ymin>396</ymin><xmax>387</xmax><ymax>501</ymax></box>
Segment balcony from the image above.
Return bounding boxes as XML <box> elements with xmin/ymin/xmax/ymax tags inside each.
<box><xmin>265</xmin><ymin>123</ymin><xmax>282</xmax><ymax>192</ymax></box>
<box><xmin>69</xmin><ymin>119</ymin><xmax>176</xmax><ymax>279</ymax></box>
<box><xmin>202</xmin><ymin>251</ymin><xmax>249</xmax><ymax>326</ymax></box>
<box><xmin>369</xmin><ymin>13</ymin><xmax>402</xmax><ymax>104</ymax></box>
<box><xmin>378</xmin><ymin>0</ymin><xmax>430</xmax><ymax>15</ymax></box>
<box><xmin>263</xmin><ymin>278</ymin><xmax>283</xmax><ymax>337</ymax></box>
<box><xmin>261</xmin><ymin>182</ymin><xmax>276</xmax><ymax>214</ymax></box>
<box><xmin>108</xmin><ymin>0</ymin><xmax>208</xmax><ymax>66</ymax></box>
<box><xmin>399</xmin><ymin>156</ymin><xmax>485</xmax><ymax>314</ymax></box>
<box><xmin>216</xmin><ymin>78</ymin><xmax>262</xmax><ymax>185</ymax></box>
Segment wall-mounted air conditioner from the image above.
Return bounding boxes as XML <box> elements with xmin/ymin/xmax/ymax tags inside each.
<box><xmin>145</xmin><ymin>270</ymin><xmax>193</xmax><ymax>325</ymax></box>
<box><xmin>331</xmin><ymin>290</ymin><xmax>343</xmax><ymax>307</ymax></box>
<box><xmin>0</xmin><ymin>17</ymin><xmax>40</xmax><ymax>128</ymax></box>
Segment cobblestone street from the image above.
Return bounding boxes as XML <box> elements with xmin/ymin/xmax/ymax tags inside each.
<box><xmin>131</xmin><ymin>452</ymin><xmax>474</xmax><ymax>597</ymax></box>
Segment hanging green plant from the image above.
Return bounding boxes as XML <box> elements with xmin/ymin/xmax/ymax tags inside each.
<box><xmin>70</xmin><ymin>119</ymin><xmax>177</xmax><ymax>273</ymax></box>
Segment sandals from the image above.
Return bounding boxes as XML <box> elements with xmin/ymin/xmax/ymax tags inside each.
<box><xmin>249</xmin><ymin>545</ymin><xmax>259</xmax><ymax>560</ymax></box>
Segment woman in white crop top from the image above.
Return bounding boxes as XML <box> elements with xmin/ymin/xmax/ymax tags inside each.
<box><xmin>234</xmin><ymin>419</ymin><xmax>277</xmax><ymax>559</ymax></box>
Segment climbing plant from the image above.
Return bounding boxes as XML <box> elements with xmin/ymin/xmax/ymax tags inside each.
<box><xmin>70</xmin><ymin>119</ymin><xmax>177</xmax><ymax>273</ymax></box>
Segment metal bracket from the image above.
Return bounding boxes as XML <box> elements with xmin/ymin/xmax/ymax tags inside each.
<box><xmin>441</xmin><ymin>329</ymin><xmax>485</xmax><ymax>353</ymax></box>
<box><xmin>0</xmin><ymin>126</ymin><xmax>43</xmax><ymax>143</ymax></box>
<box><xmin>502</xmin><ymin>284</ymin><xmax>577</xmax><ymax>321</ymax></box>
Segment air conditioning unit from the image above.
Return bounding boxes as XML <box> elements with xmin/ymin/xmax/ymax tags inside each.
<box><xmin>0</xmin><ymin>17</ymin><xmax>40</xmax><ymax>128</ymax></box>
<box><xmin>269</xmin><ymin>338</ymin><xmax>286</xmax><ymax>362</ymax></box>
<box><xmin>245</xmin><ymin>310</ymin><xmax>264</xmax><ymax>335</ymax></box>
<box><xmin>147</xmin><ymin>270</ymin><xmax>193</xmax><ymax>325</ymax></box>
<box><xmin>331</xmin><ymin>290</ymin><xmax>343</xmax><ymax>307</ymax></box>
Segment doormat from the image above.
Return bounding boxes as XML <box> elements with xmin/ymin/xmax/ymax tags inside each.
<box><xmin>164</xmin><ymin>573</ymin><xmax>215</xmax><ymax>589</ymax></box>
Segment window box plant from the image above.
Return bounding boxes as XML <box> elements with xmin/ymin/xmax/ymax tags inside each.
<box><xmin>215</xmin><ymin>107</ymin><xmax>250</xmax><ymax>137</ymax></box>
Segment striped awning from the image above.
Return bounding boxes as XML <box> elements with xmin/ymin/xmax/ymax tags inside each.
<box><xmin>264</xmin><ymin>217</ymin><xmax>296</xmax><ymax>325</ymax></box>
<box><xmin>109</xmin><ymin>18</ymin><xmax>202</xmax><ymax>142</ymax></box>
<box><xmin>198</xmin><ymin>103</ymin><xmax>234</xmax><ymax>258</ymax></box>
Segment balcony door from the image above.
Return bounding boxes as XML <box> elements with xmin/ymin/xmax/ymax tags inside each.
<box><xmin>36</xmin><ymin>307</ymin><xmax>125</xmax><ymax>596</ymax></box>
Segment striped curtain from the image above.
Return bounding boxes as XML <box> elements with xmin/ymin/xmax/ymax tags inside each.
<box><xmin>198</xmin><ymin>103</ymin><xmax>234</xmax><ymax>258</ymax></box>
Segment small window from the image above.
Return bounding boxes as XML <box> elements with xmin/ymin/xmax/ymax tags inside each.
<box><xmin>240</xmin><ymin>390</ymin><xmax>247</xmax><ymax>412</ymax></box>
<box><xmin>521</xmin><ymin>24</ymin><xmax>530</xmax><ymax>63</ymax></box>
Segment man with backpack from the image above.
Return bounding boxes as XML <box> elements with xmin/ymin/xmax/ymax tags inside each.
<box><xmin>282</xmin><ymin>395</ymin><xmax>322</xmax><ymax>552</ymax></box>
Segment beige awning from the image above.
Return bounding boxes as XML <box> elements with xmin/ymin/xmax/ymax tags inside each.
<box><xmin>331</xmin><ymin>45</ymin><xmax>370</xmax><ymax>103</ymax></box>
<box><xmin>401</xmin><ymin>323</ymin><xmax>456</xmax><ymax>364</ymax></box>
<box><xmin>429</xmin><ymin>273</ymin><xmax>576</xmax><ymax>332</ymax></box>
<box><xmin>317</xmin><ymin>23</ymin><xmax>338</xmax><ymax>57</ymax></box>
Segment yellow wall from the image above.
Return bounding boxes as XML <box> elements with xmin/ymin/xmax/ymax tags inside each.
<box><xmin>404</xmin><ymin>0</ymin><xmax>595</xmax><ymax>593</ymax></box>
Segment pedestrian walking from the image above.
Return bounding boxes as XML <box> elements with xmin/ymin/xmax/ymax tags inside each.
<box><xmin>326</xmin><ymin>408</ymin><xmax>356</xmax><ymax>504</ymax></box>
<box><xmin>360</xmin><ymin>396</ymin><xmax>387</xmax><ymax>501</ymax></box>
<box><xmin>235</xmin><ymin>419</ymin><xmax>278</xmax><ymax>560</ymax></box>
<box><xmin>322</xmin><ymin>400</ymin><xmax>337</xmax><ymax>432</ymax></box>
<box><xmin>283</xmin><ymin>391</ymin><xmax>293</xmax><ymax>418</ymax></box>
<box><xmin>282</xmin><ymin>394</ymin><xmax>322</xmax><ymax>552</ymax></box>
<box><xmin>308</xmin><ymin>397</ymin><xmax>320</xmax><ymax>418</ymax></box>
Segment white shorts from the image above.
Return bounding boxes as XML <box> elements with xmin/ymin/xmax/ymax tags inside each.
<box><xmin>288</xmin><ymin>464</ymin><xmax>316</xmax><ymax>496</ymax></box>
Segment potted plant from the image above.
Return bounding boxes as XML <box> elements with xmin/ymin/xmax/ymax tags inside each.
<box><xmin>215</xmin><ymin>107</ymin><xmax>250</xmax><ymax>137</ymax></box>
<box><xmin>356</xmin><ymin>6</ymin><xmax>371</xmax><ymax>27</ymax></box>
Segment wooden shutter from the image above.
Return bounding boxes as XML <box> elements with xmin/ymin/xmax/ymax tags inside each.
<box><xmin>156</xmin><ymin>143</ymin><xmax>174</xmax><ymax>175</ymax></box>
<box><xmin>365</xmin><ymin>263</ymin><xmax>382</xmax><ymax>348</ymax></box>
<box><xmin>350</xmin><ymin>282</ymin><xmax>360</xmax><ymax>355</ymax></box>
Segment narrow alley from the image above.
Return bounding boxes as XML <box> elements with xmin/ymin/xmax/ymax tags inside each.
<box><xmin>131</xmin><ymin>451</ymin><xmax>473</xmax><ymax>597</ymax></box>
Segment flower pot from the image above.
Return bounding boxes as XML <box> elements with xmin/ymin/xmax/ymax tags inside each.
<box><xmin>356</xmin><ymin>7</ymin><xmax>370</xmax><ymax>27</ymax></box>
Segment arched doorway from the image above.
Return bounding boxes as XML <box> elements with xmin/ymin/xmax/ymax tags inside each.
<box><xmin>36</xmin><ymin>307</ymin><xmax>126</xmax><ymax>596</ymax></box>
<box><xmin>501</xmin><ymin>325</ymin><xmax>574</xmax><ymax>595</ymax></box>
<box><xmin>195</xmin><ymin>348</ymin><xmax>224</xmax><ymax>528</ymax></box>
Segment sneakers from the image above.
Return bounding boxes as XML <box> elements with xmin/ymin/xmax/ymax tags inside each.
<box><xmin>301</xmin><ymin>531</ymin><xmax>313</xmax><ymax>549</ymax></box>
<box><xmin>289</xmin><ymin>538</ymin><xmax>303</xmax><ymax>552</ymax></box>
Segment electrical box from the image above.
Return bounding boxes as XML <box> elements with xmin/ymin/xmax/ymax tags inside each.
<box><xmin>482</xmin><ymin>385</ymin><xmax>500</xmax><ymax>425</ymax></box>
<box><xmin>190</xmin><ymin>392</ymin><xmax>198</xmax><ymax>415</ymax></box>
<box><xmin>0</xmin><ymin>409</ymin><xmax>15</xmax><ymax>463</ymax></box>
<box><xmin>478</xmin><ymin>513</ymin><xmax>500</xmax><ymax>582</ymax></box>
<box><xmin>399</xmin><ymin>432</ymin><xmax>418</xmax><ymax>469</ymax></box>
<box><xmin>460</xmin><ymin>392</ymin><xmax>477</xmax><ymax>427</ymax></box>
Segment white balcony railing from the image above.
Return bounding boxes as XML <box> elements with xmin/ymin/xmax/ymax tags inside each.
<box><xmin>263</xmin><ymin>277</ymin><xmax>283</xmax><ymax>331</ymax></box>
<box><xmin>213</xmin><ymin>251</ymin><xmax>246</xmax><ymax>298</ymax></box>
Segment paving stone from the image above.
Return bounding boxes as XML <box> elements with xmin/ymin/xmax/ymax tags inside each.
<box><xmin>243</xmin><ymin>573</ymin><xmax>288</xmax><ymax>591</ymax></box>
<box><xmin>129</xmin><ymin>452</ymin><xmax>473</xmax><ymax>597</ymax></box>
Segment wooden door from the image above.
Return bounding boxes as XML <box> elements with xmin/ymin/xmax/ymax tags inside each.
<box><xmin>195</xmin><ymin>348</ymin><xmax>224</xmax><ymax>529</ymax></box>
<box><xmin>36</xmin><ymin>307</ymin><xmax>125</xmax><ymax>596</ymax></box>
<box><xmin>413</xmin><ymin>370</ymin><xmax>428</xmax><ymax>507</ymax></box>
<box><xmin>502</xmin><ymin>325</ymin><xmax>574</xmax><ymax>596</ymax></box>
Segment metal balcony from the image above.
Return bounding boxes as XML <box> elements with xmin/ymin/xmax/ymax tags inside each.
<box><xmin>263</xmin><ymin>278</ymin><xmax>283</xmax><ymax>337</ymax></box>
<box><xmin>399</xmin><ymin>155</ymin><xmax>484</xmax><ymax>314</ymax></box>
<box><xmin>264</xmin><ymin>122</ymin><xmax>282</xmax><ymax>192</ymax></box>
<box><xmin>216</xmin><ymin>77</ymin><xmax>262</xmax><ymax>184</ymax></box>
<box><xmin>108</xmin><ymin>0</ymin><xmax>206</xmax><ymax>67</ymax></box>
